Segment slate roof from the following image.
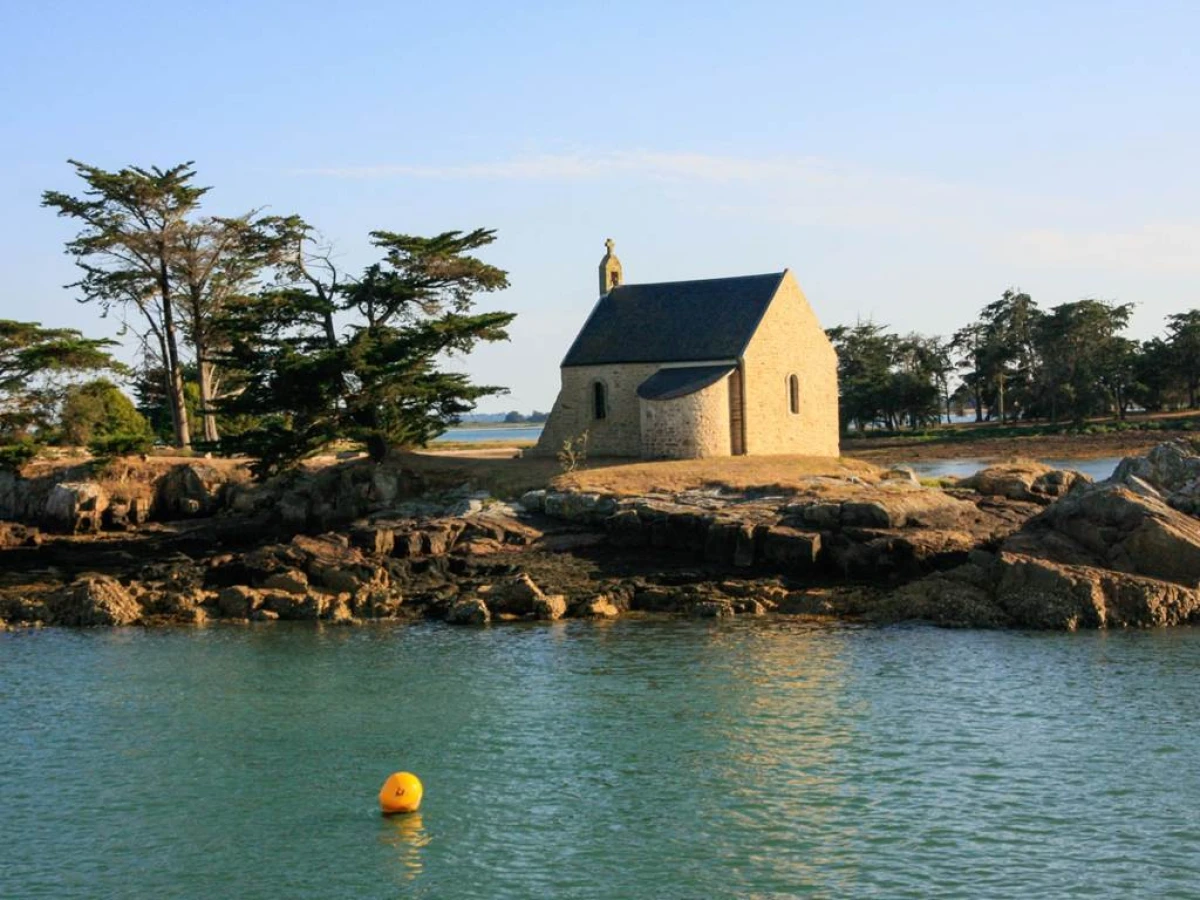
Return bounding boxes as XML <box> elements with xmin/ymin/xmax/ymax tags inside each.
<box><xmin>561</xmin><ymin>272</ymin><xmax>786</xmax><ymax>367</ymax></box>
<box><xmin>636</xmin><ymin>365</ymin><xmax>736</xmax><ymax>401</ymax></box>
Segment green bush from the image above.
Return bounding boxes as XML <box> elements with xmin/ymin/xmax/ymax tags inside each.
<box><xmin>0</xmin><ymin>439</ymin><xmax>40</xmax><ymax>471</ymax></box>
<box><xmin>59</xmin><ymin>379</ymin><xmax>155</xmax><ymax>452</ymax></box>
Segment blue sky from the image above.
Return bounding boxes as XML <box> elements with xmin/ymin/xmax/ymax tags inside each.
<box><xmin>2</xmin><ymin>0</ymin><xmax>1198</xmax><ymax>412</ymax></box>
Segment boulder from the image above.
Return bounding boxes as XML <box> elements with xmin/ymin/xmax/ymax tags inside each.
<box><xmin>488</xmin><ymin>573</ymin><xmax>545</xmax><ymax>615</ymax></box>
<box><xmin>760</xmin><ymin>526</ymin><xmax>820</xmax><ymax>571</ymax></box>
<box><xmin>572</xmin><ymin>595</ymin><xmax>619</xmax><ymax>618</ymax></box>
<box><xmin>44</xmin><ymin>482</ymin><xmax>107</xmax><ymax>533</ymax></box>
<box><xmin>995</xmin><ymin>553</ymin><xmax>1200</xmax><ymax>630</ymax></box>
<box><xmin>881</xmin><ymin>466</ymin><xmax>921</xmax><ymax>485</ymax></box>
<box><xmin>532</xmin><ymin>594</ymin><xmax>567</xmax><ymax>621</ymax></box>
<box><xmin>291</xmin><ymin>533</ymin><xmax>386</xmax><ymax>593</ymax></box>
<box><xmin>445</xmin><ymin>596</ymin><xmax>490</xmax><ymax>625</ymax></box>
<box><xmin>155</xmin><ymin>463</ymin><xmax>228</xmax><ymax>518</ymax></box>
<box><xmin>875</xmin><ymin>573</ymin><xmax>1005</xmax><ymax>628</ymax></box>
<box><xmin>49</xmin><ymin>576</ymin><xmax>142</xmax><ymax>626</ymax></box>
<box><xmin>261</xmin><ymin>569</ymin><xmax>309</xmax><ymax>595</ymax></box>
<box><xmin>104</xmin><ymin>496</ymin><xmax>150</xmax><ymax>531</ymax></box>
<box><xmin>421</xmin><ymin>520</ymin><xmax>465</xmax><ymax>556</ymax></box>
<box><xmin>0</xmin><ymin>522</ymin><xmax>40</xmax><ymax>548</ymax></box>
<box><xmin>687</xmin><ymin>599</ymin><xmax>735</xmax><ymax>618</ymax></box>
<box><xmin>259</xmin><ymin>589</ymin><xmax>326</xmax><ymax>621</ymax></box>
<box><xmin>543</xmin><ymin>491</ymin><xmax>617</xmax><ymax>522</ymax></box>
<box><xmin>349</xmin><ymin>524</ymin><xmax>395</xmax><ymax>556</ymax></box>
<box><xmin>1018</xmin><ymin>483</ymin><xmax>1200</xmax><ymax>585</ymax></box>
<box><xmin>216</xmin><ymin>585</ymin><xmax>261</xmax><ymax>618</ymax></box>
<box><xmin>1110</xmin><ymin>441</ymin><xmax>1200</xmax><ymax>493</ymax></box>
<box><xmin>961</xmin><ymin>461</ymin><xmax>1091</xmax><ymax>505</ymax></box>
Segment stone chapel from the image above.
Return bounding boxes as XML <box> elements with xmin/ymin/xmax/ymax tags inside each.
<box><xmin>531</xmin><ymin>240</ymin><xmax>840</xmax><ymax>459</ymax></box>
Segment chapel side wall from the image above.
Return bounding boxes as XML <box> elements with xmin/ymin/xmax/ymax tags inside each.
<box><xmin>740</xmin><ymin>273</ymin><xmax>840</xmax><ymax>456</ymax></box>
<box><xmin>639</xmin><ymin>377</ymin><xmax>731</xmax><ymax>459</ymax></box>
<box><xmin>530</xmin><ymin>363</ymin><xmax>659</xmax><ymax>457</ymax></box>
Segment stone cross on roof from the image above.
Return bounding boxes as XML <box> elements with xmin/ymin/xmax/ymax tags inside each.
<box><xmin>598</xmin><ymin>238</ymin><xmax>623</xmax><ymax>295</ymax></box>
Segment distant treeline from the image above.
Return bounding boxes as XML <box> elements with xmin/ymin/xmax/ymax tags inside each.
<box><xmin>828</xmin><ymin>290</ymin><xmax>1200</xmax><ymax>432</ymax></box>
<box><xmin>459</xmin><ymin>411</ymin><xmax>548</xmax><ymax>425</ymax></box>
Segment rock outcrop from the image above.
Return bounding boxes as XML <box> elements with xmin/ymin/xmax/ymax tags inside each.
<box><xmin>48</xmin><ymin>576</ymin><xmax>142</xmax><ymax>626</ymax></box>
<box><xmin>893</xmin><ymin>473</ymin><xmax>1200</xmax><ymax>630</ymax></box>
<box><xmin>959</xmin><ymin>460</ymin><xmax>1092</xmax><ymax>505</ymax></box>
<box><xmin>44</xmin><ymin>482</ymin><xmax>108</xmax><ymax>534</ymax></box>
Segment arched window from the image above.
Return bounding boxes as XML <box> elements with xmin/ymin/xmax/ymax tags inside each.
<box><xmin>788</xmin><ymin>374</ymin><xmax>800</xmax><ymax>415</ymax></box>
<box><xmin>593</xmin><ymin>381</ymin><xmax>608</xmax><ymax>420</ymax></box>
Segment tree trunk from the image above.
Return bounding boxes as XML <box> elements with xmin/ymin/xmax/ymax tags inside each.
<box><xmin>198</xmin><ymin>355</ymin><xmax>220</xmax><ymax>443</ymax></box>
<box><xmin>158</xmin><ymin>253</ymin><xmax>190</xmax><ymax>449</ymax></box>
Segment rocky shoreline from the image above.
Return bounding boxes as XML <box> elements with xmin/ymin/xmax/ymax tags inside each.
<box><xmin>5</xmin><ymin>442</ymin><xmax>1200</xmax><ymax>631</ymax></box>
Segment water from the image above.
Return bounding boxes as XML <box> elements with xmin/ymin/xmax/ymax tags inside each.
<box><xmin>433</xmin><ymin>425</ymin><xmax>543</xmax><ymax>443</ymax></box>
<box><xmin>908</xmin><ymin>457</ymin><xmax>1121</xmax><ymax>481</ymax></box>
<box><xmin>4</xmin><ymin>621</ymin><xmax>1200</xmax><ymax>898</ymax></box>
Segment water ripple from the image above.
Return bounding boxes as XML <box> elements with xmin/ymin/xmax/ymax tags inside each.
<box><xmin>3</xmin><ymin>622</ymin><xmax>1200</xmax><ymax>898</ymax></box>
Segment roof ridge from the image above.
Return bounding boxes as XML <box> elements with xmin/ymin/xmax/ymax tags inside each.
<box><xmin>613</xmin><ymin>270</ymin><xmax>785</xmax><ymax>291</ymax></box>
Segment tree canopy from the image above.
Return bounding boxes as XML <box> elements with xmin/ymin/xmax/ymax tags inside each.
<box><xmin>0</xmin><ymin>320</ymin><xmax>122</xmax><ymax>464</ymax></box>
<box><xmin>828</xmin><ymin>290</ymin><xmax>1195</xmax><ymax>432</ymax></box>
<box><xmin>219</xmin><ymin>227</ymin><xmax>515</xmax><ymax>475</ymax></box>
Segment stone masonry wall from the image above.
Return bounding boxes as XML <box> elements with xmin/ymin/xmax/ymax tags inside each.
<box><xmin>639</xmin><ymin>376</ymin><xmax>731</xmax><ymax>459</ymax></box>
<box><xmin>530</xmin><ymin>363</ymin><xmax>660</xmax><ymax>457</ymax></box>
<box><xmin>740</xmin><ymin>272</ymin><xmax>840</xmax><ymax>456</ymax></box>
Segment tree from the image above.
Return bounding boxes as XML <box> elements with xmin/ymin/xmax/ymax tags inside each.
<box><xmin>896</xmin><ymin>334</ymin><xmax>955</xmax><ymax>425</ymax></box>
<box><xmin>1131</xmin><ymin>338</ymin><xmax>1181</xmax><ymax>412</ymax></box>
<box><xmin>977</xmin><ymin>289</ymin><xmax>1042</xmax><ymax>422</ymax></box>
<box><xmin>220</xmin><ymin>228</ymin><xmax>516</xmax><ymax>476</ymax></box>
<box><xmin>59</xmin><ymin>379</ymin><xmax>154</xmax><ymax>454</ymax></box>
<box><xmin>1165</xmin><ymin>311</ymin><xmax>1200</xmax><ymax>409</ymax></box>
<box><xmin>950</xmin><ymin>322</ymin><xmax>988</xmax><ymax>421</ymax></box>
<box><xmin>827</xmin><ymin>323</ymin><xmax>947</xmax><ymax>431</ymax></box>
<box><xmin>173</xmin><ymin>213</ymin><xmax>297</xmax><ymax>443</ymax></box>
<box><xmin>0</xmin><ymin>320</ymin><xmax>120</xmax><ymax>463</ymax></box>
<box><xmin>827</xmin><ymin>322</ymin><xmax>898</xmax><ymax>430</ymax></box>
<box><xmin>1036</xmin><ymin>298</ymin><xmax>1134</xmax><ymax>423</ymax></box>
<box><xmin>43</xmin><ymin>161</ymin><xmax>207</xmax><ymax>449</ymax></box>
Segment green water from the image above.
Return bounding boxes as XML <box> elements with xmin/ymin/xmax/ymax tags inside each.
<box><xmin>4</xmin><ymin>621</ymin><xmax>1200</xmax><ymax>899</ymax></box>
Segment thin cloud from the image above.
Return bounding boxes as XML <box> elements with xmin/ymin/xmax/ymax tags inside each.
<box><xmin>295</xmin><ymin>151</ymin><xmax>891</xmax><ymax>186</ymax></box>
<box><xmin>294</xmin><ymin>151</ymin><xmax>1200</xmax><ymax>276</ymax></box>
<box><xmin>292</xmin><ymin>150</ymin><xmax>1001</xmax><ymax>231</ymax></box>
<box><xmin>1014</xmin><ymin>224</ymin><xmax>1200</xmax><ymax>274</ymax></box>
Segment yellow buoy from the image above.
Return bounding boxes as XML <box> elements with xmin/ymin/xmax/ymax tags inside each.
<box><xmin>379</xmin><ymin>772</ymin><xmax>424</xmax><ymax>815</ymax></box>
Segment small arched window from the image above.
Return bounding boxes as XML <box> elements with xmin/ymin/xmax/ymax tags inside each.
<box><xmin>788</xmin><ymin>374</ymin><xmax>800</xmax><ymax>415</ymax></box>
<box><xmin>593</xmin><ymin>381</ymin><xmax>608</xmax><ymax>420</ymax></box>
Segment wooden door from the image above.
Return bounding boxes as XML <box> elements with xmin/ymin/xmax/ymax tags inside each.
<box><xmin>728</xmin><ymin>368</ymin><xmax>746</xmax><ymax>455</ymax></box>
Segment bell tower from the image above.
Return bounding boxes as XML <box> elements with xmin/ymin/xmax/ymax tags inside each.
<box><xmin>598</xmin><ymin>238</ymin><xmax>623</xmax><ymax>296</ymax></box>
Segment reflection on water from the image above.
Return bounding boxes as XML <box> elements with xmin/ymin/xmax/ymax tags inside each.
<box><xmin>379</xmin><ymin>812</ymin><xmax>429</xmax><ymax>884</ymax></box>
<box><xmin>5</xmin><ymin>623</ymin><xmax>1200</xmax><ymax>898</ymax></box>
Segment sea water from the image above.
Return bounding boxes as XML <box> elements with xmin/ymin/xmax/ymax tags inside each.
<box><xmin>3</xmin><ymin>621</ymin><xmax>1199</xmax><ymax>898</ymax></box>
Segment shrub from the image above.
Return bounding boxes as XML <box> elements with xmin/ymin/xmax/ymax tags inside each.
<box><xmin>60</xmin><ymin>379</ymin><xmax>155</xmax><ymax>452</ymax></box>
<box><xmin>0</xmin><ymin>439</ymin><xmax>39</xmax><ymax>471</ymax></box>
<box><xmin>557</xmin><ymin>430</ymin><xmax>589</xmax><ymax>473</ymax></box>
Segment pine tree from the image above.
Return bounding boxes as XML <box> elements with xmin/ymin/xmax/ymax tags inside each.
<box><xmin>220</xmin><ymin>228</ymin><xmax>515</xmax><ymax>476</ymax></box>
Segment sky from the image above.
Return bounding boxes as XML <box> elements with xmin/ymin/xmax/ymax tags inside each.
<box><xmin>2</xmin><ymin>0</ymin><xmax>1198</xmax><ymax>413</ymax></box>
